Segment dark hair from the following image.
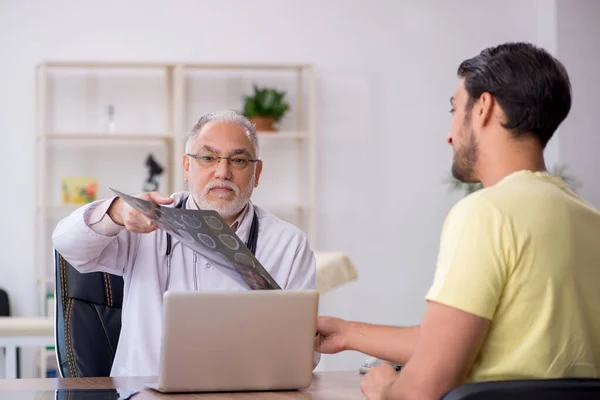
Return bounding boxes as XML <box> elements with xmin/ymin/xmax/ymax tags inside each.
<box><xmin>457</xmin><ymin>42</ymin><xmax>572</xmax><ymax>148</ymax></box>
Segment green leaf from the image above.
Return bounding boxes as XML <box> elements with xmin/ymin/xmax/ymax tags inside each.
<box><xmin>242</xmin><ymin>98</ymin><xmax>259</xmax><ymax>118</ymax></box>
<box><xmin>242</xmin><ymin>85</ymin><xmax>291</xmax><ymax>122</ymax></box>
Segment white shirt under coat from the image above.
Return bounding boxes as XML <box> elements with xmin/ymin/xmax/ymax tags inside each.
<box><xmin>52</xmin><ymin>191</ymin><xmax>320</xmax><ymax>377</ymax></box>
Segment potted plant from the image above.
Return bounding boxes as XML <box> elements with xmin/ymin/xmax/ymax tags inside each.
<box><xmin>447</xmin><ymin>163</ymin><xmax>581</xmax><ymax>197</ymax></box>
<box><xmin>242</xmin><ymin>85</ymin><xmax>290</xmax><ymax>132</ymax></box>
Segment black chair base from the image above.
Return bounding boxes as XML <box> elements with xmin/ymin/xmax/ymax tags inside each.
<box><xmin>441</xmin><ymin>378</ymin><xmax>600</xmax><ymax>400</ymax></box>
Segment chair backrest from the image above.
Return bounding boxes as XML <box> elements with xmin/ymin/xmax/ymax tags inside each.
<box><xmin>54</xmin><ymin>250</ymin><xmax>124</xmax><ymax>377</ymax></box>
<box><xmin>441</xmin><ymin>378</ymin><xmax>600</xmax><ymax>400</ymax></box>
<box><xmin>0</xmin><ymin>288</ymin><xmax>9</xmax><ymax>316</ymax></box>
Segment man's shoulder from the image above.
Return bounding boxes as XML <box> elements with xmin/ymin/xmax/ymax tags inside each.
<box><xmin>459</xmin><ymin>171</ymin><xmax>598</xmax><ymax>219</ymax></box>
<box><xmin>447</xmin><ymin>190</ymin><xmax>504</xmax><ymax>222</ymax></box>
<box><xmin>253</xmin><ymin>204</ymin><xmax>309</xmax><ymax>244</ymax></box>
<box><xmin>447</xmin><ymin>174</ymin><xmax>543</xmax><ymax>221</ymax></box>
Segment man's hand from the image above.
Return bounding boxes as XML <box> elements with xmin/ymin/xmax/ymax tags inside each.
<box><xmin>107</xmin><ymin>192</ymin><xmax>174</xmax><ymax>233</ymax></box>
<box><xmin>360</xmin><ymin>363</ymin><xmax>398</xmax><ymax>400</ymax></box>
<box><xmin>317</xmin><ymin>317</ymin><xmax>420</xmax><ymax>365</ymax></box>
<box><xmin>315</xmin><ymin>316</ymin><xmax>350</xmax><ymax>354</ymax></box>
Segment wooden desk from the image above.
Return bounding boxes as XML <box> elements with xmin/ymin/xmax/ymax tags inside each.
<box><xmin>0</xmin><ymin>317</ymin><xmax>54</xmax><ymax>379</ymax></box>
<box><xmin>0</xmin><ymin>371</ymin><xmax>364</xmax><ymax>399</ymax></box>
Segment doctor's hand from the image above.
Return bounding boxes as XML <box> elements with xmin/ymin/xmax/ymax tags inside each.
<box><xmin>107</xmin><ymin>192</ymin><xmax>174</xmax><ymax>233</ymax></box>
<box><xmin>315</xmin><ymin>316</ymin><xmax>351</xmax><ymax>354</ymax></box>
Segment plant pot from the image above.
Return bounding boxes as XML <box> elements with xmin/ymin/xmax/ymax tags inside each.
<box><xmin>250</xmin><ymin>116</ymin><xmax>276</xmax><ymax>132</ymax></box>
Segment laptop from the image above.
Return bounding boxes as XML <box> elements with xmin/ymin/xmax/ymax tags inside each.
<box><xmin>145</xmin><ymin>289</ymin><xmax>320</xmax><ymax>393</ymax></box>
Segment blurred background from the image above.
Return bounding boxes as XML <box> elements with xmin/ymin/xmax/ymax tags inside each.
<box><xmin>0</xmin><ymin>0</ymin><xmax>598</xmax><ymax>378</ymax></box>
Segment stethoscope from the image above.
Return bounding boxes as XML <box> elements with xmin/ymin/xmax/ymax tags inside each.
<box><xmin>163</xmin><ymin>196</ymin><xmax>259</xmax><ymax>292</ymax></box>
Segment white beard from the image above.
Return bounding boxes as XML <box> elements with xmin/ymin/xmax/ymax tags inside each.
<box><xmin>191</xmin><ymin>174</ymin><xmax>255</xmax><ymax>219</ymax></box>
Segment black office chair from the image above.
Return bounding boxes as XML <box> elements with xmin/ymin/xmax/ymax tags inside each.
<box><xmin>0</xmin><ymin>288</ymin><xmax>9</xmax><ymax>317</ymax></box>
<box><xmin>54</xmin><ymin>250</ymin><xmax>124</xmax><ymax>377</ymax></box>
<box><xmin>0</xmin><ymin>287</ymin><xmax>21</xmax><ymax>378</ymax></box>
<box><xmin>441</xmin><ymin>378</ymin><xmax>600</xmax><ymax>399</ymax></box>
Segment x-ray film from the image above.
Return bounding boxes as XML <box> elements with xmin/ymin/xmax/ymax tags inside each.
<box><xmin>110</xmin><ymin>188</ymin><xmax>280</xmax><ymax>290</ymax></box>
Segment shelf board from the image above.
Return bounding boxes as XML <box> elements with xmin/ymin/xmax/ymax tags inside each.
<box><xmin>40</xmin><ymin>61</ymin><xmax>312</xmax><ymax>71</ymax></box>
<box><xmin>183</xmin><ymin>62</ymin><xmax>311</xmax><ymax>71</ymax></box>
<box><xmin>40</xmin><ymin>61</ymin><xmax>172</xmax><ymax>69</ymax></box>
<box><xmin>39</xmin><ymin>132</ymin><xmax>306</xmax><ymax>141</ymax></box>
<box><xmin>41</xmin><ymin>133</ymin><xmax>173</xmax><ymax>142</ymax></box>
<box><xmin>256</xmin><ymin>131</ymin><xmax>309</xmax><ymax>140</ymax></box>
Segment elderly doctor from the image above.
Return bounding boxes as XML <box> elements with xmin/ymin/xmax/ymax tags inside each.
<box><xmin>52</xmin><ymin>110</ymin><xmax>319</xmax><ymax>377</ymax></box>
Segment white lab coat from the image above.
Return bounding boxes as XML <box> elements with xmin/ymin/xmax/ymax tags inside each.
<box><xmin>52</xmin><ymin>191</ymin><xmax>320</xmax><ymax>377</ymax></box>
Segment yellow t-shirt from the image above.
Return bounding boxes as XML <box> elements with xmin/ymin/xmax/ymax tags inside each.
<box><xmin>426</xmin><ymin>170</ymin><xmax>600</xmax><ymax>382</ymax></box>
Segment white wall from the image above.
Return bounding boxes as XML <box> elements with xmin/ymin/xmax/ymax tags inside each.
<box><xmin>556</xmin><ymin>0</ymin><xmax>600</xmax><ymax>207</ymax></box>
<box><xmin>535</xmin><ymin>0</ymin><xmax>561</xmax><ymax>169</ymax></box>
<box><xmin>0</xmin><ymin>0</ymin><xmax>569</xmax><ymax>376</ymax></box>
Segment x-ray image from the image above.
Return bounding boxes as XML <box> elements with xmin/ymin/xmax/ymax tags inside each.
<box><xmin>110</xmin><ymin>188</ymin><xmax>280</xmax><ymax>290</ymax></box>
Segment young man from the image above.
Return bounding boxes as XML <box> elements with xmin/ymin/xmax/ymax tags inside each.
<box><xmin>53</xmin><ymin>110</ymin><xmax>319</xmax><ymax>377</ymax></box>
<box><xmin>317</xmin><ymin>42</ymin><xmax>600</xmax><ymax>399</ymax></box>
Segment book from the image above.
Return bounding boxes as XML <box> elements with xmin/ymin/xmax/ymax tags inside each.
<box><xmin>61</xmin><ymin>176</ymin><xmax>98</xmax><ymax>204</ymax></box>
<box><xmin>110</xmin><ymin>188</ymin><xmax>280</xmax><ymax>291</ymax></box>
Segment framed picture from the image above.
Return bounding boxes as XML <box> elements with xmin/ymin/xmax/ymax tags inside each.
<box><xmin>61</xmin><ymin>176</ymin><xmax>98</xmax><ymax>204</ymax></box>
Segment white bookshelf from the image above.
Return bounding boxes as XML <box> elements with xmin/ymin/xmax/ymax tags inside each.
<box><xmin>33</xmin><ymin>61</ymin><xmax>317</xmax><ymax>377</ymax></box>
<box><xmin>173</xmin><ymin>62</ymin><xmax>316</xmax><ymax>242</ymax></box>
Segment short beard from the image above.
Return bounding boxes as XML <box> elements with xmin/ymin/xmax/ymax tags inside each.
<box><xmin>451</xmin><ymin>127</ymin><xmax>479</xmax><ymax>183</ymax></box>
<box><xmin>191</xmin><ymin>173</ymin><xmax>256</xmax><ymax>219</ymax></box>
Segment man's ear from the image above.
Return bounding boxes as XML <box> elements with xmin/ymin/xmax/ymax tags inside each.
<box><xmin>253</xmin><ymin>160</ymin><xmax>263</xmax><ymax>187</ymax></box>
<box><xmin>476</xmin><ymin>92</ymin><xmax>495</xmax><ymax>128</ymax></box>
<box><xmin>182</xmin><ymin>154</ymin><xmax>190</xmax><ymax>183</ymax></box>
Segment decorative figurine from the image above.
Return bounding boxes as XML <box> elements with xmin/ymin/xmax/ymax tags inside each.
<box><xmin>107</xmin><ymin>104</ymin><xmax>116</xmax><ymax>133</ymax></box>
<box><xmin>143</xmin><ymin>154</ymin><xmax>164</xmax><ymax>192</ymax></box>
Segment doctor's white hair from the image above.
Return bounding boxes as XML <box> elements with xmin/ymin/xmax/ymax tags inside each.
<box><xmin>185</xmin><ymin>110</ymin><xmax>260</xmax><ymax>159</ymax></box>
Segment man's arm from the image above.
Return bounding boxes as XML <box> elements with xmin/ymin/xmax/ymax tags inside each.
<box><xmin>344</xmin><ymin>322</ymin><xmax>420</xmax><ymax>366</ymax></box>
<box><xmin>372</xmin><ymin>195</ymin><xmax>508</xmax><ymax>399</ymax></box>
<box><xmin>52</xmin><ymin>197</ymin><xmax>133</xmax><ymax>276</ymax></box>
<box><xmin>381</xmin><ymin>302</ymin><xmax>489</xmax><ymax>400</ymax></box>
<box><xmin>53</xmin><ymin>192</ymin><xmax>175</xmax><ymax>275</ymax></box>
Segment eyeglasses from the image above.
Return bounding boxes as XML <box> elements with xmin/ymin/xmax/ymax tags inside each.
<box><xmin>186</xmin><ymin>153</ymin><xmax>259</xmax><ymax>170</ymax></box>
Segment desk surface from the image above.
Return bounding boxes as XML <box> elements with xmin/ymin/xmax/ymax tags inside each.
<box><xmin>0</xmin><ymin>371</ymin><xmax>364</xmax><ymax>399</ymax></box>
<box><xmin>0</xmin><ymin>317</ymin><xmax>53</xmax><ymax>337</ymax></box>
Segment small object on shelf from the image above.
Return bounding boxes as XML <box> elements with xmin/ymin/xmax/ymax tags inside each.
<box><xmin>106</xmin><ymin>104</ymin><xmax>116</xmax><ymax>133</ymax></box>
<box><xmin>143</xmin><ymin>154</ymin><xmax>164</xmax><ymax>192</ymax></box>
<box><xmin>251</xmin><ymin>116</ymin><xmax>277</xmax><ymax>132</ymax></box>
<box><xmin>61</xmin><ymin>176</ymin><xmax>98</xmax><ymax>204</ymax></box>
<box><xmin>45</xmin><ymin>293</ymin><xmax>54</xmax><ymax>319</ymax></box>
<box><xmin>242</xmin><ymin>85</ymin><xmax>290</xmax><ymax>132</ymax></box>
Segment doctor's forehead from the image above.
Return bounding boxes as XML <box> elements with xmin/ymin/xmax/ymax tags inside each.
<box><xmin>192</xmin><ymin>121</ymin><xmax>253</xmax><ymax>152</ymax></box>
